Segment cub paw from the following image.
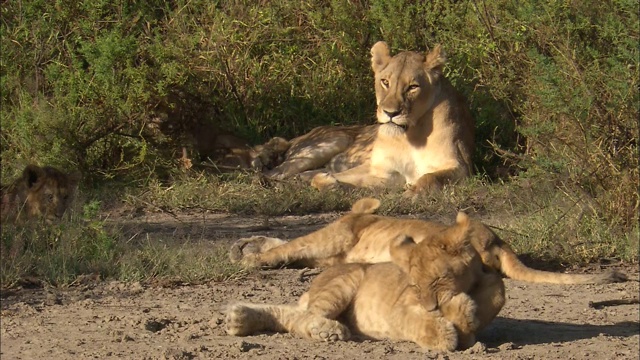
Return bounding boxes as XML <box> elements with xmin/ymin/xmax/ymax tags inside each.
<box><xmin>229</xmin><ymin>236</ymin><xmax>288</xmax><ymax>268</ymax></box>
<box><xmin>306</xmin><ymin>317</ymin><xmax>350</xmax><ymax>342</ymax></box>
<box><xmin>434</xmin><ymin>317</ymin><xmax>458</xmax><ymax>352</ymax></box>
<box><xmin>229</xmin><ymin>237</ymin><xmax>260</xmax><ymax>262</ymax></box>
<box><xmin>225</xmin><ymin>304</ymin><xmax>259</xmax><ymax>336</ymax></box>
<box><xmin>457</xmin><ymin>333</ymin><xmax>477</xmax><ymax>351</ymax></box>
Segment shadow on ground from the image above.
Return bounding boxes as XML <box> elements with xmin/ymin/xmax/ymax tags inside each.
<box><xmin>480</xmin><ymin>317</ymin><xmax>640</xmax><ymax>347</ymax></box>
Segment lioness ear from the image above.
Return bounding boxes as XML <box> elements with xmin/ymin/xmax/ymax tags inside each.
<box><xmin>351</xmin><ymin>198</ymin><xmax>381</xmax><ymax>214</ymax></box>
<box><xmin>424</xmin><ymin>44</ymin><xmax>446</xmax><ymax>78</ymax></box>
<box><xmin>371</xmin><ymin>41</ymin><xmax>391</xmax><ymax>73</ymax></box>
<box><xmin>389</xmin><ymin>235</ymin><xmax>416</xmax><ymax>274</ymax></box>
<box><xmin>22</xmin><ymin>165</ymin><xmax>45</xmax><ymax>189</ymax></box>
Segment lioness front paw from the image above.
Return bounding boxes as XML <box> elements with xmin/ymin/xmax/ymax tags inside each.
<box><xmin>402</xmin><ymin>186</ymin><xmax>419</xmax><ymax>200</ymax></box>
<box><xmin>310</xmin><ymin>173</ymin><xmax>338</xmax><ymax>190</ymax></box>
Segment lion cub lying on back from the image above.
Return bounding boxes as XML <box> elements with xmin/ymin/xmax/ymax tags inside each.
<box><xmin>1</xmin><ymin>164</ymin><xmax>80</xmax><ymax>223</ymax></box>
<box><xmin>230</xmin><ymin>198</ymin><xmax>626</xmax><ymax>285</ymax></box>
<box><xmin>226</xmin><ymin>213</ymin><xmax>504</xmax><ymax>351</ymax></box>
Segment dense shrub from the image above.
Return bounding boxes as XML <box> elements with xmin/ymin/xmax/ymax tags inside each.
<box><xmin>1</xmin><ymin>0</ymin><xmax>637</xmax><ymax>227</ymax></box>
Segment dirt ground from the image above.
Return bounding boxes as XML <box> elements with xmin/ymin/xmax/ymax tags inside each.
<box><xmin>1</xmin><ymin>212</ymin><xmax>639</xmax><ymax>359</ymax></box>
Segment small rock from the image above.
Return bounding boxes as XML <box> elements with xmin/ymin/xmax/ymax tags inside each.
<box><xmin>464</xmin><ymin>341</ymin><xmax>486</xmax><ymax>354</ymax></box>
<box><xmin>236</xmin><ymin>340</ymin><xmax>263</xmax><ymax>352</ymax></box>
<box><xmin>498</xmin><ymin>342</ymin><xmax>516</xmax><ymax>351</ymax></box>
<box><xmin>163</xmin><ymin>348</ymin><xmax>194</xmax><ymax>360</ymax></box>
<box><xmin>44</xmin><ymin>292</ymin><xmax>62</xmax><ymax>306</ymax></box>
<box><xmin>207</xmin><ymin>317</ymin><xmax>222</xmax><ymax>329</ymax></box>
<box><xmin>129</xmin><ymin>281</ymin><xmax>144</xmax><ymax>294</ymax></box>
<box><xmin>145</xmin><ymin>318</ymin><xmax>172</xmax><ymax>332</ymax></box>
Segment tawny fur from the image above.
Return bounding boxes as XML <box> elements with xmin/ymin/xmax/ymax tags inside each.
<box><xmin>1</xmin><ymin>164</ymin><xmax>80</xmax><ymax>223</ymax></box>
<box><xmin>388</xmin><ymin>217</ymin><xmax>488</xmax><ymax>348</ymax></box>
<box><xmin>229</xmin><ymin>198</ymin><xmax>627</xmax><ymax>285</ymax></box>
<box><xmin>226</xmin><ymin>249</ymin><xmax>505</xmax><ymax>351</ymax></box>
<box><xmin>310</xmin><ymin>42</ymin><xmax>475</xmax><ymax>196</ymax></box>
<box><xmin>208</xmin><ymin>125</ymin><xmax>377</xmax><ymax>177</ymax></box>
<box><xmin>261</xmin><ymin>124</ymin><xmax>378</xmax><ymax>180</ymax></box>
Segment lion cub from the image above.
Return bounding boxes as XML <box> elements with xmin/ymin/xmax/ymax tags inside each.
<box><xmin>389</xmin><ymin>212</ymin><xmax>490</xmax><ymax>348</ymax></box>
<box><xmin>225</xmin><ymin>213</ymin><xmax>504</xmax><ymax>352</ymax></box>
<box><xmin>1</xmin><ymin>164</ymin><xmax>80</xmax><ymax>222</ymax></box>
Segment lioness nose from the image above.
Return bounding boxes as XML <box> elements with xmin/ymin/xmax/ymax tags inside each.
<box><xmin>383</xmin><ymin>109</ymin><xmax>401</xmax><ymax>119</ymax></box>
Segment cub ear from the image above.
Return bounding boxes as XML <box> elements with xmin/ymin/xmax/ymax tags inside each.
<box><xmin>424</xmin><ymin>44</ymin><xmax>446</xmax><ymax>78</ymax></box>
<box><xmin>351</xmin><ymin>197</ymin><xmax>381</xmax><ymax>214</ymax></box>
<box><xmin>371</xmin><ymin>41</ymin><xmax>391</xmax><ymax>73</ymax></box>
<box><xmin>389</xmin><ymin>235</ymin><xmax>416</xmax><ymax>275</ymax></box>
<box><xmin>22</xmin><ymin>165</ymin><xmax>46</xmax><ymax>189</ymax></box>
<box><xmin>444</xmin><ymin>211</ymin><xmax>472</xmax><ymax>247</ymax></box>
<box><xmin>455</xmin><ymin>211</ymin><xmax>470</xmax><ymax>226</ymax></box>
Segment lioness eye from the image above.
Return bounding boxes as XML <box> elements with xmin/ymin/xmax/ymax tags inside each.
<box><xmin>407</xmin><ymin>84</ymin><xmax>419</xmax><ymax>92</ymax></box>
<box><xmin>381</xmin><ymin>79</ymin><xmax>389</xmax><ymax>88</ymax></box>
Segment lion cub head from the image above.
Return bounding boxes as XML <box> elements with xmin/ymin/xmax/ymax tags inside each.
<box><xmin>371</xmin><ymin>41</ymin><xmax>447</xmax><ymax>136</ymax></box>
<box><xmin>1</xmin><ymin>165</ymin><xmax>80</xmax><ymax>222</ymax></box>
<box><xmin>389</xmin><ymin>212</ymin><xmax>481</xmax><ymax>311</ymax></box>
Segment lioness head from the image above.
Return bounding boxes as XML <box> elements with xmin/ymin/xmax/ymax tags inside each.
<box><xmin>389</xmin><ymin>212</ymin><xmax>478</xmax><ymax>311</ymax></box>
<box><xmin>1</xmin><ymin>165</ymin><xmax>80</xmax><ymax>222</ymax></box>
<box><xmin>371</xmin><ymin>41</ymin><xmax>447</xmax><ymax>136</ymax></box>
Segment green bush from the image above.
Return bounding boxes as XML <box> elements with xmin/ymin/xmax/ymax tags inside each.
<box><xmin>0</xmin><ymin>200</ymin><xmax>119</xmax><ymax>286</ymax></box>
<box><xmin>1</xmin><ymin>0</ymin><xmax>637</xmax><ymax>229</ymax></box>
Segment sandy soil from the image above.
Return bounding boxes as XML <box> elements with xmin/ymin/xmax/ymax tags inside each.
<box><xmin>1</xmin><ymin>212</ymin><xmax>638</xmax><ymax>359</ymax></box>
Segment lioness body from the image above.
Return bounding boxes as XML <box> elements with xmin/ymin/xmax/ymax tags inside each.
<box><xmin>230</xmin><ymin>198</ymin><xmax>626</xmax><ymax>285</ymax></box>
<box><xmin>1</xmin><ymin>164</ymin><xmax>79</xmax><ymax>222</ymax></box>
<box><xmin>311</xmin><ymin>42</ymin><xmax>474</xmax><ymax>195</ymax></box>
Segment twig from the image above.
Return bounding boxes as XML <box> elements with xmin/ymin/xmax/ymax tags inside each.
<box><xmin>589</xmin><ymin>298</ymin><xmax>640</xmax><ymax>309</ymax></box>
<box><xmin>486</xmin><ymin>224</ymin><xmax>530</xmax><ymax>239</ymax></box>
<box><xmin>487</xmin><ymin>140</ymin><xmax>528</xmax><ymax>162</ymax></box>
<box><xmin>298</xmin><ymin>268</ymin><xmax>322</xmax><ymax>282</ymax></box>
<box><xmin>195</xmin><ymin>162</ymin><xmax>253</xmax><ymax>172</ymax></box>
<box><xmin>126</xmin><ymin>195</ymin><xmax>181</xmax><ymax>222</ymax></box>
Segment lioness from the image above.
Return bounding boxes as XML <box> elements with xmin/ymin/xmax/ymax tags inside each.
<box><xmin>310</xmin><ymin>42</ymin><xmax>474</xmax><ymax>195</ymax></box>
<box><xmin>226</xmin><ymin>216</ymin><xmax>505</xmax><ymax>351</ymax></box>
<box><xmin>230</xmin><ymin>198</ymin><xmax>627</xmax><ymax>285</ymax></box>
<box><xmin>1</xmin><ymin>164</ymin><xmax>80</xmax><ymax>222</ymax></box>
